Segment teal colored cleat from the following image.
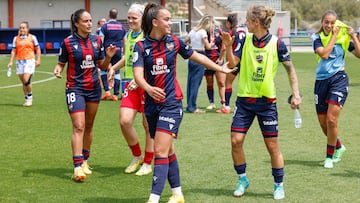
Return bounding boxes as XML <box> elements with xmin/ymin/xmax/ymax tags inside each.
<box><xmin>274</xmin><ymin>184</ymin><xmax>285</xmax><ymax>200</ymax></box>
<box><xmin>233</xmin><ymin>176</ymin><xmax>249</xmax><ymax>197</ymax></box>
<box><xmin>333</xmin><ymin>145</ymin><xmax>346</xmax><ymax>163</ymax></box>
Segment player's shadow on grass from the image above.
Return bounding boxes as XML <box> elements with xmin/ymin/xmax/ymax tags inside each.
<box><xmin>83</xmin><ymin>197</ymin><xmax>145</xmax><ymax>203</ymax></box>
<box><xmin>331</xmin><ymin>170</ymin><xmax>360</xmax><ymax>179</ymax></box>
<box><xmin>22</xmin><ymin>165</ymin><xmax>125</xmax><ymax>180</ymax></box>
<box><xmin>23</xmin><ymin>167</ymin><xmax>70</xmax><ymax>180</ymax></box>
<box><xmin>188</xmin><ymin>188</ymin><xmax>272</xmax><ymax>199</ymax></box>
<box><xmin>284</xmin><ymin>159</ymin><xmax>321</xmax><ymax>167</ymax></box>
<box><xmin>0</xmin><ymin>103</ymin><xmax>24</xmax><ymax>107</ymax></box>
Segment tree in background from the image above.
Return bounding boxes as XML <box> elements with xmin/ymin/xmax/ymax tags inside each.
<box><xmin>283</xmin><ymin>0</ymin><xmax>360</xmax><ymax>31</ymax></box>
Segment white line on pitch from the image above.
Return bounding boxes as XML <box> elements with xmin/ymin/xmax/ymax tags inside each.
<box><xmin>0</xmin><ymin>71</ymin><xmax>57</xmax><ymax>89</ymax></box>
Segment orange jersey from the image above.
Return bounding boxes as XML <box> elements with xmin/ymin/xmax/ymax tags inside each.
<box><xmin>15</xmin><ymin>34</ymin><xmax>36</xmax><ymax>60</ymax></box>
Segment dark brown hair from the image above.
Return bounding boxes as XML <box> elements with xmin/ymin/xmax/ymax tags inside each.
<box><xmin>141</xmin><ymin>3</ymin><xmax>165</xmax><ymax>36</ymax></box>
<box><xmin>70</xmin><ymin>9</ymin><xmax>88</xmax><ymax>35</ymax></box>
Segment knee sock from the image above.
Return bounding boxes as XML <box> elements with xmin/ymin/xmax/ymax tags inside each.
<box><xmin>272</xmin><ymin>168</ymin><xmax>284</xmax><ymax>184</ymax></box>
<box><xmin>144</xmin><ymin>151</ymin><xmax>155</xmax><ymax>165</ymax></box>
<box><xmin>326</xmin><ymin>144</ymin><xmax>336</xmax><ymax>158</ymax></box>
<box><xmin>234</xmin><ymin>163</ymin><xmax>246</xmax><ymax>177</ymax></box>
<box><xmin>207</xmin><ymin>85</ymin><xmax>214</xmax><ymax>104</ymax></box>
<box><xmin>225</xmin><ymin>88</ymin><xmax>232</xmax><ymax>107</ymax></box>
<box><xmin>82</xmin><ymin>149</ymin><xmax>90</xmax><ymax>161</ymax></box>
<box><xmin>151</xmin><ymin>157</ymin><xmax>169</xmax><ymax>195</ymax></box>
<box><xmin>129</xmin><ymin>142</ymin><xmax>142</xmax><ymax>157</ymax></box>
<box><xmin>73</xmin><ymin>155</ymin><xmax>84</xmax><ymax>168</ymax></box>
<box><xmin>168</xmin><ymin>153</ymin><xmax>181</xmax><ymax>190</ymax></box>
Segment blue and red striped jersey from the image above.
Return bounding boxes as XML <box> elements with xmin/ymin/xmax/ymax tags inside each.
<box><xmin>58</xmin><ymin>33</ymin><xmax>105</xmax><ymax>91</ymax></box>
<box><xmin>133</xmin><ymin>34</ymin><xmax>194</xmax><ymax>105</ymax></box>
<box><xmin>205</xmin><ymin>28</ymin><xmax>222</xmax><ymax>62</ymax></box>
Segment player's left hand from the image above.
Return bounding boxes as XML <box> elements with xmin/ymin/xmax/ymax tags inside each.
<box><xmin>220</xmin><ymin>62</ymin><xmax>238</xmax><ymax>73</ymax></box>
<box><xmin>106</xmin><ymin>44</ymin><xmax>117</xmax><ymax>58</ymax></box>
<box><xmin>220</xmin><ymin>32</ymin><xmax>235</xmax><ymax>47</ymax></box>
<box><xmin>128</xmin><ymin>79</ymin><xmax>138</xmax><ymax>91</ymax></box>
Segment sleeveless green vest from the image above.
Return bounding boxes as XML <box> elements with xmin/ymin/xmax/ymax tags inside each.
<box><xmin>124</xmin><ymin>31</ymin><xmax>144</xmax><ymax>78</ymax></box>
<box><xmin>237</xmin><ymin>33</ymin><xmax>279</xmax><ymax>98</ymax></box>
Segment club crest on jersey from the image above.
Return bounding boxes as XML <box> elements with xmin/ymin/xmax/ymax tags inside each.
<box><xmin>92</xmin><ymin>41</ymin><xmax>98</xmax><ymax>49</ymax></box>
<box><xmin>73</xmin><ymin>44</ymin><xmax>78</xmax><ymax>50</ymax></box>
<box><xmin>145</xmin><ymin>49</ymin><xmax>150</xmax><ymax>56</ymax></box>
<box><xmin>256</xmin><ymin>55</ymin><xmax>263</xmax><ymax>63</ymax></box>
<box><xmin>166</xmin><ymin>42</ymin><xmax>174</xmax><ymax>51</ymax></box>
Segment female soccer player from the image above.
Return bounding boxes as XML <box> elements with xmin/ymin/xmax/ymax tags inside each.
<box><xmin>311</xmin><ymin>10</ymin><xmax>360</xmax><ymax>168</ymax></box>
<box><xmin>53</xmin><ymin>9</ymin><xmax>116</xmax><ymax>182</ymax></box>
<box><xmin>132</xmin><ymin>3</ymin><xmax>236</xmax><ymax>203</ymax></box>
<box><xmin>7</xmin><ymin>21</ymin><xmax>41</xmax><ymax>107</ymax></box>
<box><xmin>108</xmin><ymin>3</ymin><xmax>154</xmax><ymax>176</ymax></box>
<box><xmin>216</xmin><ymin>14</ymin><xmax>246</xmax><ymax>114</ymax></box>
<box><xmin>221</xmin><ymin>5</ymin><xmax>301</xmax><ymax>199</ymax></box>
<box><xmin>204</xmin><ymin>26</ymin><xmax>226</xmax><ymax>111</ymax></box>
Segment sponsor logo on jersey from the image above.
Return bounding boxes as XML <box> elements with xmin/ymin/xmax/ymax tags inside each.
<box><xmin>151</xmin><ymin>58</ymin><xmax>169</xmax><ymax>75</ymax></box>
<box><xmin>80</xmin><ymin>54</ymin><xmax>95</xmax><ymax>69</ymax></box>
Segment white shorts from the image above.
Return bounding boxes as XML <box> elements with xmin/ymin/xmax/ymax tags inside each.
<box><xmin>16</xmin><ymin>59</ymin><xmax>35</xmax><ymax>74</ymax></box>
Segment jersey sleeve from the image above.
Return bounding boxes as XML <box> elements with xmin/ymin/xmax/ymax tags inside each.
<box><xmin>232</xmin><ymin>32</ymin><xmax>245</xmax><ymax>59</ymax></box>
<box><xmin>11</xmin><ymin>36</ymin><xmax>17</xmax><ymax>49</ymax></box>
<box><xmin>348</xmin><ymin>41</ymin><xmax>355</xmax><ymax>52</ymax></box>
<box><xmin>178</xmin><ymin>37</ymin><xmax>194</xmax><ymax>59</ymax></box>
<box><xmin>132</xmin><ymin>42</ymin><xmax>144</xmax><ymax>68</ymax></box>
<box><xmin>58</xmin><ymin>39</ymin><xmax>68</xmax><ymax>63</ymax></box>
<box><xmin>97</xmin><ymin>36</ymin><xmax>105</xmax><ymax>60</ymax></box>
<box><xmin>32</xmin><ymin>35</ymin><xmax>39</xmax><ymax>47</ymax></box>
<box><xmin>277</xmin><ymin>39</ymin><xmax>291</xmax><ymax>62</ymax></box>
<box><xmin>311</xmin><ymin>33</ymin><xmax>323</xmax><ymax>52</ymax></box>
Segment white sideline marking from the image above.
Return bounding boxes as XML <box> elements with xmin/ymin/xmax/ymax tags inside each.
<box><xmin>0</xmin><ymin>71</ymin><xmax>56</xmax><ymax>89</ymax></box>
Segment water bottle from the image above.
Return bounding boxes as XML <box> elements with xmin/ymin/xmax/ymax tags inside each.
<box><xmin>294</xmin><ymin>109</ymin><xmax>302</xmax><ymax>128</ymax></box>
<box><xmin>7</xmin><ymin>68</ymin><xmax>12</xmax><ymax>77</ymax></box>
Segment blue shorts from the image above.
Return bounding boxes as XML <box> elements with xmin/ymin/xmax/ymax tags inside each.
<box><xmin>231</xmin><ymin>97</ymin><xmax>278</xmax><ymax>138</ymax></box>
<box><xmin>204</xmin><ymin>69</ymin><xmax>216</xmax><ymax>76</ymax></box>
<box><xmin>65</xmin><ymin>88</ymin><xmax>101</xmax><ymax>113</ymax></box>
<box><xmin>145</xmin><ymin>101</ymin><xmax>183</xmax><ymax>138</ymax></box>
<box><xmin>314</xmin><ymin>71</ymin><xmax>348</xmax><ymax>113</ymax></box>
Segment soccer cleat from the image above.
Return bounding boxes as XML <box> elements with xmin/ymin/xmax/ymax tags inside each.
<box><xmin>81</xmin><ymin>162</ymin><xmax>92</xmax><ymax>175</ymax></box>
<box><xmin>216</xmin><ymin>107</ymin><xmax>230</xmax><ymax>114</ymax></box>
<box><xmin>273</xmin><ymin>184</ymin><xmax>285</xmax><ymax>200</ymax></box>
<box><xmin>110</xmin><ymin>95</ymin><xmax>118</xmax><ymax>101</ymax></box>
<box><xmin>23</xmin><ymin>98</ymin><xmax>33</xmax><ymax>107</ymax></box>
<box><xmin>233</xmin><ymin>176</ymin><xmax>249</xmax><ymax>197</ymax></box>
<box><xmin>333</xmin><ymin>145</ymin><xmax>346</xmax><ymax>163</ymax></box>
<box><xmin>135</xmin><ymin>163</ymin><xmax>152</xmax><ymax>176</ymax></box>
<box><xmin>125</xmin><ymin>156</ymin><xmax>143</xmax><ymax>173</ymax></box>
<box><xmin>167</xmin><ymin>194</ymin><xmax>185</xmax><ymax>203</ymax></box>
<box><xmin>101</xmin><ymin>92</ymin><xmax>111</xmax><ymax>100</ymax></box>
<box><xmin>206</xmin><ymin>103</ymin><xmax>216</xmax><ymax>110</ymax></box>
<box><xmin>72</xmin><ymin>167</ymin><xmax>86</xmax><ymax>182</ymax></box>
<box><xmin>324</xmin><ymin>158</ymin><xmax>334</xmax><ymax>169</ymax></box>
<box><xmin>146</xmin><ymin>201</ymin><xmax>154</xmax><ymax>203</ymax></box>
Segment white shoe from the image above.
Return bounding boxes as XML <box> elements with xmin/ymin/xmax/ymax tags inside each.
<box><xmin>324</xmin><ymin>158</ymin><xmax>334</xmax><ymax>169</ymax></box>
<box><xmin>135</xmin><ymin>163</ymin><xmax>152</xmax><ymax>176</ymax></box>
<box><xmin>23</xmin><ymin>98</ymin><xmax>32</xmax><ymax>107</ymax></box>
<box><xmin>206</xmin><ymin>103</ymin><xmax>216</xmax><ymax>110</ymax></box>
<box><xmin>81</xmin><ymin>161</ymin><xmax>92</xmax><ymax>175</ymax></box>
<box><xmin>125</xmin><ymin>156</ymin><xmax>143</xmax><ymax>173</ymax></box>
